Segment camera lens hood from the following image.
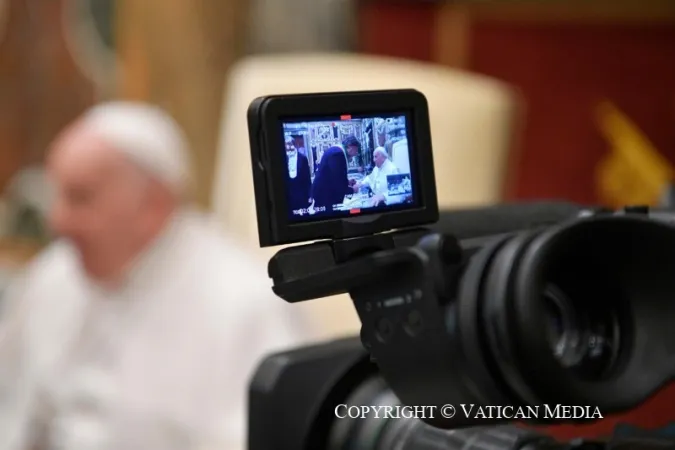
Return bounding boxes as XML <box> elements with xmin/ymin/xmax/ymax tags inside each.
<box><xmin>467</xmin><ymin>215</ymin><xmax>675</xmax><ymax>412</ymax></box>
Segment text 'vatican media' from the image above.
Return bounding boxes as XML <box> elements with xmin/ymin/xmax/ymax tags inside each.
<box><xmin>334</xmin><ymin>404</ymin><xmax>603</xmax><ymax>421</ymax></box>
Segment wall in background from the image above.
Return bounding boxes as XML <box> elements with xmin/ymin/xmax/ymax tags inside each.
<box><xmin>359</xmin><ymin>2</ymin><xmax>436</xmax><ymax>62</ymax></box>
<box><xmin>0</xmin><ymin>0</ymin><xmax>249</xmax><ymax>209</ymax></box>
<box><xmin>358</xmin><ymin>1</ymin><xmax>675</xmax><ymax>205</ymax></box>
<box><xmin>116</xmin><ymin>0</ymin><xmax>249</xmax><ymax>208</ymax></box>
<box><xmin>0</xmin><ymin>0</ymin><xmax>95</xmax><ymax>191</ymax></box>
<box><xmin>471</xmin><ymin>21</ymin><xmax>675</xmax><ymax>204</ymax></box>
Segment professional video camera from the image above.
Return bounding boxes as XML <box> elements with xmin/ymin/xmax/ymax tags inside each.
<box><xmin>245</xmin><ymin>89</ymin><xmax>675</xmax><ymax>449</ymax></box>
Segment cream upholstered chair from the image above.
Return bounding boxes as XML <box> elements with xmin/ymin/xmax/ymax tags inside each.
<box><xmin>212</xmin><ymin>54</ymin><xmax>519</xmax><ymax>339</ymax></box>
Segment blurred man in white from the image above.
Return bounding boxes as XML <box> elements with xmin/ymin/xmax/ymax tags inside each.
<box><xmin>0</xmin><ymin>102</ymin><xmax>315</xmax><ymax>450</ymax></box>
<box><xmin>352</xmin><ymin>147</ymin><xmax>398</xmax><ymax>206</ymax></box>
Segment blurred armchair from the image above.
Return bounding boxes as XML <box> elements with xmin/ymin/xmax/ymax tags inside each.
<box><xmin>211</xmin><ymin>53</ymin><xmax>520</xmax><ymax>338</ymax></box>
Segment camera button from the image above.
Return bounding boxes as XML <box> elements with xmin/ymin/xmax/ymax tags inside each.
<box><xmin>403</xmin><ymin>310</ymin><xmax>424</xmax><ymax>337</ymax></box>
<box><xmin>375</xmin><ymin>318</ymin><xmax>394</xmax><ymax>343</ymax></box>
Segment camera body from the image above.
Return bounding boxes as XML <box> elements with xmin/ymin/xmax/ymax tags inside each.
<box><xmin>245</xmin><ymin>89</ymin><xmax>675</xmax><ymax>450</ymax></box>
<box><xmin>248</xmin><ymin>337</ymin><xmax>673</xmax><ymax>450</ymax></box>
<box><xmin>248</xmin><ymin>336</ymin><xmax>552</xmax><ymax>450</ymax></box>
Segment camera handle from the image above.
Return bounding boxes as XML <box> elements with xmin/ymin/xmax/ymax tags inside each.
<box><xmin>269</xmin><ymin>228</ymin><xmax>442</xmax><ymax>303</ymax></box>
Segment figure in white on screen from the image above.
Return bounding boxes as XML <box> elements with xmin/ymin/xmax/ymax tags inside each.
<box><xmin>352</xmin><ymin>147</ymin><xmax>399</xmax><ymax>206</ymax></box>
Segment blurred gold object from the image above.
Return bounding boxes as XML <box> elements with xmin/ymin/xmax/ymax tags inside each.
<box><xmin>595</xmin><ymin>100</ymin><xmax>675</xmax><ymax>208</ymax></box>
<box><xmin>0</xmin><ymin>237</ymin><xmax>41</xmax><ymax>268</ymax></box>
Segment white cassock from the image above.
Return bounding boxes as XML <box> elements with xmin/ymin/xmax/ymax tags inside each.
<box><xmin>0</xmin><ymin>208</ymin><xmax>317</xmax><ymax>450</ymax></box>
<box><xmin>360</xmin><ymin>159</ymin><xmax>399</xmax><ymax>197</ymax></box>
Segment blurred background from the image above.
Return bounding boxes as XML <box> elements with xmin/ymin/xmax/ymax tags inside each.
<box><xmin>1</xmin><ymin>0</ymin><xmax>674</xmax><ymax>252</ymax></box>
<box><xmin>0</xmin><ymin>0</ymin><xmax>674</xmax><ymax>439</ymax></box>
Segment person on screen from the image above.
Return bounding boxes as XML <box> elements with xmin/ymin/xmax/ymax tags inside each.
<box><xmin>342</xmin><ymin>135</ymin><xmax>363</xmax><ymax>179</ymax></box>
<box><xmin>285</xmin><ymin>136</ymin><xmax>311</xmax><ymax>211</ymax></box>
<box><xmin>310</xmin><ymin>145</ymin><xmax>353</xmax><ymax>211</ymax></box>
<box><xmin>353</xmin><ymin>147</ymin><xmax>399</xmax><ymax>206</ymax></box>
<box><xmin>291</xmin><ymin>135</ymin><xmax>307</xmax><ymax>157</ymax></box>
<box><xmin>342</xmin><ymin>135</ymin><xmax>360</xmax><ymax>154</ymax></box>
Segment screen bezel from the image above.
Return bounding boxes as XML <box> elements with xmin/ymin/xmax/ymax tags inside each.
<box><xmin>250</xmin><ymin>89</ymin><xmax>438</xmax><ymax>247</ymax></box>
<box><xmin>282</xmin><ymin>111</ymin><xmax>419</xmax><ymax>223</ymax></box>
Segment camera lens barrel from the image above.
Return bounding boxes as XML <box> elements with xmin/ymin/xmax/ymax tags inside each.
<box><xmin>377</xmin><ymin>421</ymin><xmax>549</xmax><ymax>450</ymax></box>
<box><xmin>462</xmin><ymin>215</ymin><xmax>675</xmax><ymax>411</ymax></box>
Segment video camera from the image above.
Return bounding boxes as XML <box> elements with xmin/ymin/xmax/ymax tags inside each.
<box><xmin>245</xmin><ymin>89</ymin><xmax>675</xmax><ymax>449</ymax></box>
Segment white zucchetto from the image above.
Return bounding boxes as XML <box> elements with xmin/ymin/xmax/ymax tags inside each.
<box><xmin>82</xmin><ymin>102</ymin><xmax>192</xmax><ymax>197</ymax></box>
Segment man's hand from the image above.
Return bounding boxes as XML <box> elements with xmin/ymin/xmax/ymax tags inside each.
<box><xmin>348</xmin><ymin>179</ymin><xmax>357</xmax><ymax>187</ymax></box>
<box><xmin>352</xmin><ymin>183</ymin><xmax>360</xmax><ymax>193</ymax></box>
<box><xmin>371</xmin><ymin>194</ymin><xmax>386</xmax><ymax>206</ymax></box>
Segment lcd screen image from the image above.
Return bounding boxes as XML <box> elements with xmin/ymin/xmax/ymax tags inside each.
<box><xmin>282</xmin><ymin>114</ymin><xmax>416</xmax><ymax>222</ymax></box>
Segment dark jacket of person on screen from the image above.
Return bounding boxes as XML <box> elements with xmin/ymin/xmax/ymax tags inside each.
<box><xmin>286</xmin><ymin>149</ymin><xmax>312</xmax><ymax>211</ymax></box>
<box><xmin>311</xmin><ymin>146</ymin><xmax>352</xmax><ymax>211</ymax></box>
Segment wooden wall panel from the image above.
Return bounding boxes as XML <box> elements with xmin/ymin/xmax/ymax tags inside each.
<box><xmin>0</xmin><ymin>0</ymin><xmax>29</xmax><ymax>192</ymax></box>
<box><xmin>459</xmin><ymin>1</ymin><xmax>675</xmax><ymax>24</ymax></box>
<box><xmin>358</xmin><ymin>0</ymin><xmax>436</xmax><ymax>61</ymax></box>
<box><xmin>116</xmin><ymin>0</ymin><xmax>250</xmax><ymax>208</ymax></box>
<box><xmin>359</xmin><ymin>2</ymin><xmax>675</xmax><ymax>205</ymax></box>
<box><xmin>470</xmin><ymin>22</ymin><xmax>675</xmax><ymax>204</ymax></box>
<box><xmin>0</xmin><ymin>0</ymin><xmax>94</xmax><ymax>191</ymax></box>
<box><xmin>433</xmin><ymin>3</ymin><xmax>471</xmax><ymax>68</ymax></box>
